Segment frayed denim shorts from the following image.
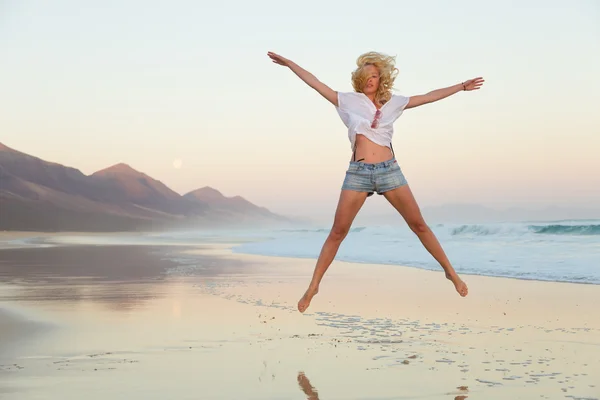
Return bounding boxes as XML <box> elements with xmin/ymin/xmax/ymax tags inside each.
<box><xmin>341</xmin><ymin>158</ymin><xmax>408</xmax><ymax>197</ymax></box>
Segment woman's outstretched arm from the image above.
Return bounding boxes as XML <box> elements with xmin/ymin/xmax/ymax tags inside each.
<box><xmin>405</xmin><ymin>77</ymin><xmax>484</xmax><ymax>109</ymax></box>
<box><xmin>268</xmin><ymin>51</ymin><xmax>338</xmax><ymax>107</ymax></box>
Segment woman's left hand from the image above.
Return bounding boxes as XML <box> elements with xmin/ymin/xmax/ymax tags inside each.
<box><xmin>462</xmin><ymin>77</ymin><xmax>485</xmax><ymax>91</ymax></box>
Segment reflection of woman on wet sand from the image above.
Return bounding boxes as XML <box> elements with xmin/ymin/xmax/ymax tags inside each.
<box><xmin>297</xmin><ymin>371</ymin><xmax>468</xmax><ymax>399</ymax></box>
<box><xmin>268</xmin><ymin>50</ymin><xmax>483</xmax><ymax>313</ymax></box>
<box><xmin>297</xmin><ymin>372</ymin><xmax>319</xmax><ymax>400</ymax></box>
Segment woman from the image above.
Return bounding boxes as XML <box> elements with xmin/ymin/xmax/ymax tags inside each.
<box><xmin>267</xmin><ymin>50</ymin><xmax>484</xmax><ymax>313</ymax></box>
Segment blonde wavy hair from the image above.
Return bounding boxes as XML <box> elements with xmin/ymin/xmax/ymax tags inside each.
<box><xmin>351</xmin><ymin>51</ymin><xmax>399</xmax><ymax>104</ymax></box>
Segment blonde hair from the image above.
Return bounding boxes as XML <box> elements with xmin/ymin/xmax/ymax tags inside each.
<box><xmin>351</xmin><ymin>51</ymin><xmax>399</xmax><ymax>104</ymax></box>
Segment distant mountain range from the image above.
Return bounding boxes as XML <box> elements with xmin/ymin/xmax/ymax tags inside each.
<box><xmin>3</xmin><ymin>142</ymin><xmax>597</xmax><ymax>232</ymax></box>
<box><xmin>0</xmin><ymin>142</ymin><xmax>293</xmax><ymax>232</ymax></box>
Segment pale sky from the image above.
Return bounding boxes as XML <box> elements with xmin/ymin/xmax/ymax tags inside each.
<box><xmin>1</xmin><ymin>0</ymin><xmax>599</xmax><ymax>219</ymax></box>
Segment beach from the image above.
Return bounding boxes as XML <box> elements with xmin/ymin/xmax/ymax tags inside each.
<box><xmin>0</xmin><ymin>233</ymin><xmax>599</xmax><ymax>400</ymax></box>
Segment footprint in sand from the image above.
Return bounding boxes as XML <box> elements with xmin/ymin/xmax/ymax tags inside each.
<box><xmin>51</xmin><ymin>353</ymin><xmax>139</xmax><ymax>372</ymax></box>
<box><xmin>0</xmin><ymin>364</ymin><xmax>24</xmax><ymax>371</ymax></box>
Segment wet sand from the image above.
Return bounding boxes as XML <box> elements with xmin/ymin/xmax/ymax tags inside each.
<box><xmin>0</xmin><ymin>236</ymin><xmax>598</xmax><ymax>399</ymax></box>
<box><xmin>0</xmin><ymin>308</ymin><xmax>51</xmax><ymax>355</ymax></box>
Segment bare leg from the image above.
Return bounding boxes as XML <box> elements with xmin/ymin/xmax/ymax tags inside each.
<box><xmin>297</xmin><ymin>189</ymin><xmax>368</xmax><ymax>312</ymax></box>
<box><xmin>383</xmin><ymin>185</ymin><xmax>468</xmax><ymax>297</ymax></box>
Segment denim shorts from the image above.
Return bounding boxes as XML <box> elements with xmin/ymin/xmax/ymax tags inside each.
<box><xmin>341</xmin><ymin>158</ymin><xmax>408</xmax><ymax>196</ymax></box>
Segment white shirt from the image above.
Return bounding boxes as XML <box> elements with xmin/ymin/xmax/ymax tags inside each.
<box><xmin>335</xmin><ymin>91</ymin><xmax>410</xmax><ymax>150</ymax></box>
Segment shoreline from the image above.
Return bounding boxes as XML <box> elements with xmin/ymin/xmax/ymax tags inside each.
<box><xmin>2</xmin><ymin>230</ymin><xmax>599</xmax><ymax>288</ymax></box>
<box><xmin>185</xmin><ymin>245</ymin><xmax>600</xmax><ymax>329</ymax></box>
<box><xmin>232</xmin><ymin>247</ymin><xmax>600</xmax><ymax>287</ymax></box>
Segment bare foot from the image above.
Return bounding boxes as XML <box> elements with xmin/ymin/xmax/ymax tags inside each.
<box><xmin>298</xmin><ymin>286</ymin><xmax>318</xmax><ymax>313</ymax></box>
<box><xmin>446</xmin><ymin>272</ymin><xmax>468</xmax><ymax>297</ymax></box>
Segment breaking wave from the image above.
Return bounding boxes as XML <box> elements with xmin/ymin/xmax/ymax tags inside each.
<box><xmin>529</xmin><ymin>224</ymin><xmax>600</xmax><ymax>236</ymax></box>
<box><xmin>450</xmin><ymin>223</ymin><xmax>600</xmax><ymax>236</ymax></box>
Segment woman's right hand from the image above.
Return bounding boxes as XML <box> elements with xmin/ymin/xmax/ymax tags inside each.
<box><xmin>266</xmin><ymin>51</ymin><xmax>339</xmax><ymax>107</ymax></box>
<box><xmin>267</xmin><ymin>51</ymin><xmax>290</xmax><ymax>67</ymax></box>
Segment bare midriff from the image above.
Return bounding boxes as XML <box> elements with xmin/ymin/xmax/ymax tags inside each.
<box><xmin>352</xmin><ymin>134</ymin><xmax>393</xmax><ymax>163</ymax></box>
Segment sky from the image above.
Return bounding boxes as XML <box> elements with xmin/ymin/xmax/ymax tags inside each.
<box><xmin>1</xmin><ymin>0</ymin><xmax>599</xmax><ymax>220</ymax></box>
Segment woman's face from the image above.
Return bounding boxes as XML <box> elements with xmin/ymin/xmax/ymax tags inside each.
<box><xmin>362</xmin><ymin>64</ymin><xmax>380</xmax><ymax>95</ymax></box>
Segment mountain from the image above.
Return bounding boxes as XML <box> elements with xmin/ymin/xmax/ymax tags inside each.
<box><xmin>0</xmin><ymin>141</ymin><xmax>111</xmax><ymax>203</ymax></box>
<box><xmin>0</xmin><ymin>142</ymin><xmax>291</xmax><ymax>232</ymax></box>
<box><xmin>90</xmin><ymin>163</ymin><xmax>207</xmax><ymax>216</ymax></box>
<box><xmin>183</xmin><ymin>187</ymin><xmax>285</xmax><ymax>222</ymax></box>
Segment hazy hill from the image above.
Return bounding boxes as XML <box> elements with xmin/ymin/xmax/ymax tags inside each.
<box><xmin>0</xmin><ymin>142</ymin><xmax>291</xmax><ymax>231</ymax></box>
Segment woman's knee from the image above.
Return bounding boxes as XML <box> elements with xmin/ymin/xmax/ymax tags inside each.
<box><xmin>408</xmin><ymin>219</ymin><xmax>429</xmax><ymax>234</ymax></box>
<box><xmin>329</xmin><ymin>225</ymin><xmax>350</xmax><ymax>242</ymax></box>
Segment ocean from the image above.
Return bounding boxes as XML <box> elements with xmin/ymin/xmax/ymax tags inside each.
<box><xmin>224</xmin><ymin>219</ymin><xmax>600</xmax><ymax>285</ymax></box>
<box><xmin>7</xmin><ymin>219</ymin><xmax>599</xmax><ymax>285</ymax></box>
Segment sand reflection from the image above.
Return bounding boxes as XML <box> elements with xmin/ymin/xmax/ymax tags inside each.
<box><xmin>297</xmin><ymin>372</ymin><xmax>319</xmax><ymax>400</ymax></box>
<box><xmin>0</xmin><ymin>245</ymin><xmax>184</xmax><ymax>310</ymax></box>
<box><xmin>296</xmin><ymin>371</ymin><xmax>470</xmax><ymax>399</ymax></box>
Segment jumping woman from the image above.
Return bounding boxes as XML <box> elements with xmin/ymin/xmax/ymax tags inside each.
<box><xmin>267</xmin><ymin>50</ymin><xmax>484</xmax><ymax>313</ymax></box>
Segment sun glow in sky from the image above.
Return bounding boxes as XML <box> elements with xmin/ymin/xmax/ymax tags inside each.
<box><xmin>1</xmin><ymin>0</ymin><xmax>599</xmax><ymax>219</ymax></box>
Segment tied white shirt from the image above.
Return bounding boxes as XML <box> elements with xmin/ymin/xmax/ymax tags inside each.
<box><xmin>335</xmin><ymin>91</ymin><xmax>410</xmax><ymax>150</ymax></box>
